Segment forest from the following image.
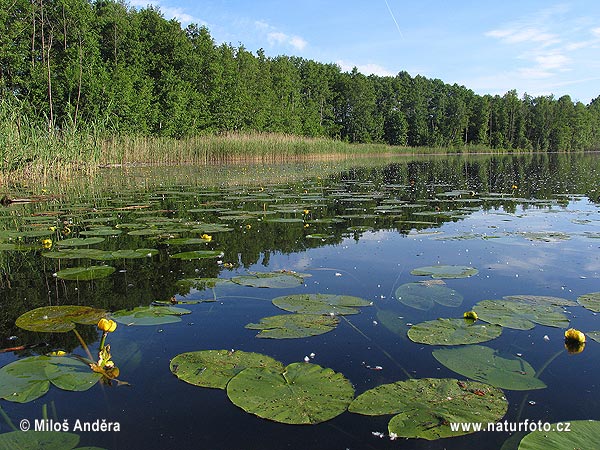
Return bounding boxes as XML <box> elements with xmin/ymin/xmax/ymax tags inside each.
<box><xmin>1</xmin><ymin>0</ymin><xmax>600</xmax><ymax>154</ymax></box>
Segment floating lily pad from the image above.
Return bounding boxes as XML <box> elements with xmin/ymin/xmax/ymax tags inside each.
<box><xmin>56</xmin><ymin>237</ymin><xmax>106</xmax><ymax>247</ymax></box>
<box><xmin>305</xmin><ymin>234</ymin><xmax>335</xmax><ymax>239</ymax></box>
<box><xmin>16</xmin><ymin>305</ymin><xmax>107</xmax><ymax>332</ymax></box>
<box><xmin>245</xmin><ymin>314</ymin><xmax>339</xmax><ymax>339</ymax></box>
<box><xmin>411</xmin><ymin>265</ymin><xmax>478</xmax><ymax>278</ymax></box>
<box><xmin>79</xmin><ymin>228</ymin><xmax>122</xmax><ymax>236</ymax></box>
<box><xmin>503</xmin><ymin>295</ymin><xmax>577</xmax><ymax>307</ymax></box>
<box><xmin>587</xmin><ymin>331</ymin><xmax>600</xmax><ymax>343</ymax></box>
<box><xmin>432</xmin><ymin>345</ymin><xmax>546</xmax><ymax>390</ymax></box>
<box><xmin>0</xmin><ymin>243</ymin><xmax>38</xmax><ymax>251</ymax></box>
<box><xmin>55</xmin><ymin>265</ymin><xmax>116</xmax><ymax>280</ymax></box>
<box><xmin>518</xmin><ymin>420</ymin><xmax>600</xmax><ymax>449</ymax></box>
<box><xmin>272</xmin><ymin>294</ymin><xmax>372</xmax><ymax>315</ymax></box>
<box><xmin>0</xmin><ymin>431</ymin><xmax>81</xmax><ymax>449</ymax></box>
<box><xmin>170</xmin><ymin>250</ymin><xmax>224</xmax><ymax>260</ymax></box>
<box><xmin>349</xmin><ymin>378</ymin><xmax>507</xmax><ymax>440</ymax></box>
<box><xmin>577</xmin><ymin>292</ymin><xmax>600</xmax><ymax>312</ymax></box>
<box><xmin>111</xmin><ymin>306</ymin><xmax>191</xmax><ymax>326</ymax></box>
<box><xmin>231</xmin><ymin>272</ymin><xmax>305</xmax><ymax>288</ymax></box>
<box><xmin>0</xmin><ymin>356</ymin><xmax>102</xmax><ymax>403</ymax></box>
<box><xmin>170</xmin><ymin>350</ymin><xmax>285</xmax><ymax>389</ymax></box>
<box><xmin>395</xmin><ymin>282</ymin><xmax>463</xmax><ymax>310</ymax></box>
<box><xmin>407</xmin><ymin>318</ymin><xmax>502</xmax><ymax>345</ymax></box>
<box><xmin>91</xmin><ymin>248</ymin><xmax>158</xmax><ymax>260</ymax></box>
<box><xmin>518</xmin><ymin>231</ymin><xmax>571</xmax><ymax>242</ymax></box>
<box><xmin>473</xmin><ymin>300</ymin><xmax>569</xmax><ymax>330</ymax></box>
<box><xmin>42</xmin><ymin>249</ymin><xmax>109</xmax><ymax>259</ymax></box>
<box><xmin>227</xmin><ymin>362</ymin><xmax>354</xmax><ymax>424</ymax></box>
<box><xmin>163</xmin><ymin>237</ymin><xmax>212</xmax><ymax>245</ymax></box>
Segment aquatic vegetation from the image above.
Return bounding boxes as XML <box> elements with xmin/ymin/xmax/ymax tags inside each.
<box><xmin>473</xmin><ymin>299</ymin><xmax>570</xmax><ymax>330</ymax></box>
<box><xmin>577</xmin><ymin>292</ymin><xmax>600</xmax><ymax>312</ymax></box>
<box><xmin>15</xmin><ymin>306</ymin><xmax>107</xmax><ymax>333</ymax></box>
<box><xmin>111</xmin><ymin>306</ymin><xmax>191</xmax><ymax>326</ymax></box>
<box><xmin>54</xmin><ymin>265</ymin><xmax>116</xmax><ymax>281</ymax></box>
<box><xmin>272</xmin><ymin>293</ymin><xmax>372</xmax><ymax>315</ymax></box>
<box><xmin>410</xmin><ymin>265</ymin><xmax>478</xmax><ymax>279</ymax></box>
<box><xmin>395</xmin><ymin>281</ymin><xmax>463</xmax><ymax>310</ymax></box>
<box><xmin>564</xmin><ymin>328</ymin><xmax>586</xmax><ymax>344</ymax></box>
<box><xmin>170</xmin><ymin>350</ymin><xmax>285</xmax><ymax>389</ymax></box>
<box><xmin>407</xmin><ymin>318</ymin><xmax>502</xmax><ymax>345</ymax></box>
<box><xmin>432</xmin><ymin>345</ymin><xmax>546</xmax><ymax>390</ymax></box>
<box><xmin>227</xmin><ymin>362</ymin><xmax>354</xmax><ymax>425</ymax></box>
<box><xmin>463</xmin><ymin>310</ymin><xmax>478</xmax><ymax>321</ymax></box>
<box><xmin>349</xmin><ymin>378</ymin><xmax>508</xmax><ymax>439</ymax></box>
<box><xmin>518</xmin><ymin>420</ymin><xmax>600</xmax><ymax>449</ymax></box>
<box><xmin>245</xmin><ymin>314</ymin><xmax>340</xmax><ymax>339</ymax></box>
<box><xmin>231</xmin><ymin>271</ymin><xmax>306</xmax><ymax>288</ymax></box>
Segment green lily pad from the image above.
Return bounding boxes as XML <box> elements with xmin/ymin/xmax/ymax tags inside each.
<box><xmin>411</xmin><ymin>265</ymin><xmax>478</xmax><ymax>278</ymax></box>
<box><xmin>0</xmin><ymin>431</ymin><xmax>80</xmax><ymax>449</ymax></box>
<box><xmin>587</xmin><ymin>331</ymin><xmax>600</xmax><ymax>343</ymax></box>
<box><xmin>15</xmin><ymin>305</ymin><xmax>107</xmax><ymax>332</ymax></box>
<box><xmin>407</xmin><ymin>318</ymin><xmax>502</xmax><ymax>345</ymax></box>
<box><xmin>170</xmin><ymin>250</ymin><xmax>224</xmax><ymax>260</ymax></box>
<box><xmin>55</xmin><ymin>265</ymin><xmax>116</xmax><ymax>280</ymax></box>
<box><xmin>170</xmin><ymin>350</ymin><xmax>285</xmax><ymax>389</ymax></box>
<box><xmin>231</xmin><ymin>272</ymin><xmax>305</xmax><ymax>288</ymax></box>
<box><xmin>577</xmin><ymin>292</ymin><xmax>600</xmax><ymax>312</ymax></box>
<box><xmin>349</xmin><ymin>378</ymin><xmax>508</xmax><ymax>440</ymax></box>
<box><xmin>56</xmin><ymin>237</ymin><xmax>106</xmax><ymax>247</ymax></box>
<box><xmin>518</xmin><ymin>420</ymin><xmax>600</xmax><ymax>449</ymax></box>
<box><xmin>0</xmin><ymin>356</ymin><xmax>102</xmax><ymax>403</ymax></box>
<box><xmin>163</xmin><ymin>237</ymin><xmax>212</xmax><ymax>245</ymax></box>
<box><xmin>395</xmin><ymin>281</ymin><xmax>463</xmax><ymax>310</ymax></box>
<box><xmin>79</xmin><ymin>228</ymin><xmax>122</xmax><ymax>236</ymax></box>
<box><xmin>245</xmin><ymin>314</ymin><xmax>339</xmax><ymax>339</ymax></box>
<box><xmin>503</xmin><ymin>295</ymin><xmax>577</xmax><ymax>307</ymax></box>
<box><xmin>272</xmin><ymin>293</ymin><xmax>372</xmax><ymax>315</ymax></box>
<box><xmin>111</xmin><ymin>306</ymin><xmax>191</xmax><ymax>326</ymax></box>
<box><xmin>42</xmin><ymin>249</ymin><xmax>109</xmax><ymax>259</ymax></box>
<box><xmin>0</xmin><ymin>243</ymin><xmax>38</xmax><ymax>251</ymax></box>
<box><xmin>227</xmin><ymin>362</ymin><xmax>354</xmax><ymax>424</ymax></box>
<box><xmin>473</xmin><ymin>300</ymin><xmax>569</xmax><ymax>330</ymax></box>
<box><xmin>432</xmin><ymin>345</ymin><xmax>547</xmax><ymax>390</ymax></box>
<box><xmin>91</xmin><ymin>248</ymin><xmax>158</xmax><ymax>260</ymax></box>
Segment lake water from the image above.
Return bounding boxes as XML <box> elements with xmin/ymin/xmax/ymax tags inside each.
<box><xmin>0</xmin><ymin>153</ymin><xmax>599</xmax><ymax>450</ymax></box>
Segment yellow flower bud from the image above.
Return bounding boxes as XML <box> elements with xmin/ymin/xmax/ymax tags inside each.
<box><xmin>41</xmin><ymin>238</ymin><xmax>53</xmax><ymax>249</ymax></box>
<box><xmin>564</xmin><ymin>328</ymin><xmax>585</xmax><ymax>344</ymax></box>
<box><xmin>98</xmin><ymin>318</ymin><xmax>117</xmax><ymax>333</ymax></box>
<box><xmin>463</xmin><ymin>311</ymin><xmax>478</xmax><ymax>321</ymax></box>
<box><xmin>201</xmin><ymin>234</ymin><xmax>212</xmax><ymax>242</ymax></box>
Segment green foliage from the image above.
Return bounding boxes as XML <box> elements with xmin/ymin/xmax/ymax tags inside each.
<box><xmin>15</xmin><ymin>305</ymin><xmax>107</xmax><ymax>333</ymax></box>
<box><xmin>407</xmin><ymin>318</ymin><xmax>502</xmax><ymax>345</ymax></box>
<box><xmin>395</xmin><ymin>281</ymin><xmax>463</xmax><ymax>310</ymax></box>
<box><xmin>111</xmin><ymin>306</ymin><xmax>191</xmax><ymax>325</ymax></box>
<box><xmin>518</xmin><ymin>420</ymin><xmax>600</xmax><ymax>449</ymax></box>
<box><xmin>245</xmin><ymin>314</ymin><xmax>340</xmax><ymax>339</ymax></box>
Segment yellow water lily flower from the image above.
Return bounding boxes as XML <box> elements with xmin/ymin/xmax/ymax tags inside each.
<box><xmin>245</xmin><ymin>224</ymin><xmax>251</xmax><ymax>229</ymax></box>
<box><xmin>303</xmin><ymin>209</ymin><xmax>310</xmax><ymax>215</ymax></box>
<box><xmin>41</xmin><ymin>238</ymin><xmax>53</xmax><ymax>249</ymax></box>
<box><xmin>564</xmin><ymin>328</ymin><xmax>585</xmax><ymax>344</ymax></box>
<box><xmin>463</xmin><ymin>311</ymin><xmax>478</xmax><ymax>321</ymax></box>
<box><xmin>565</xmin><ymin>340</ymin><xmax>585</xmax><ymax>355</ymax></box>
<box><xmin>201</xmin><ymin>234</ymin><xmax>212</xmax><ymax>242</ymax></box>
<box><xmin>48</xmin><ymin>350</ymin><xmax>67</xmax><ymax>357</ymax></box>
<box><xmin>97</xmin><ymin>318</ymin><xmax>117</xmax><ymax>333</ymax></box>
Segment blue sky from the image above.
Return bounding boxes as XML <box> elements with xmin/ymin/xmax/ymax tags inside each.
<box><xmin>131</xmin><ymin>0</ymin><xmax>600</xmax><ymax>103</ymax></box>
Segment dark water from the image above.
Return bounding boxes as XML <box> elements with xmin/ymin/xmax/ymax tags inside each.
<box><xmin>0</xmin><ymin>153</ymin><xmax>599</xmax><ymax>450</ymax></box>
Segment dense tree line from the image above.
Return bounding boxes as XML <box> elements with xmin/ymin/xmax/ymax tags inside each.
<box><xmin>1</xmin><ymin>0</ymin><xmax>599</xmax><ymax>151</ymax></box>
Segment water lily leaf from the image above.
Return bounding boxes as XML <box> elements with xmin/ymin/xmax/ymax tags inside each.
<box><xmin>245</xmin><ymin>314</ymin><xmax>339</xmax><ymax>339</ymax></box>
<box><xmin>170</xmin><ymin>350</ymin><xmax>285</xmax><ymax>389</ymax></box>
<box><xmin>473</xmin><ymin>300</ymin><xmax>569</xmax><ymax>330</ymax></box>
<box><xmin>518</xmin><ymin>420</ymin><xmax>600</xmax><ymax>450</ymax></box>
<box><xmin>411</xmin><ymin>265</ymin><xmax>478</xmax><ymax>279</ymax></box>
<box><xmin>395</xmin><ymin>282</ymin><xmax>463</xmax><ymax>310</ymax></box>
<box><xmin>0</xmin><ymin>356</ymin><xmax>101</xmax><ymax>403</ymax></box>
<box><xmin>407</xmin><ymin>318</ymin><xmax>502</xmax><ymax>345</ymax></box>
<box><xmin>272</xmin><ymin>293</ymin><xmax>372</xmax><ymax>315</ymax></box>
<box><xmin>349</xmin><ymin>378</ymin><xmax>507</xmax><ymax>440</ymax></box>
<box><xmin>190</xmin><ymin>224</ymin><xmax>233</xmax><ymax>233</ymax></box>
<box><xmin>55</xmin><ymin>265</ymin><xmax>116</xmax><ymax>280</ymax></box>
<box><xmin>170</xmin><ymin>250</ymin><xmax>224</xmax><ymax>260</ymax></box>
<box><xmin>231</xmin><ymin>272</ymin><xmax>305</xmax><ymax>288</ymax></box>
<box><xmin>0</xmin><ymin>243</ymin><xmax>38</xmax><ymax>251</ymax></box>
<box><xmin>503</xmin><ymin>295</ymin><xmax>577</xmax><ymax>307</ymax></box>
<box><xmin>432</xmin><ymin>345</ymin><xmax>546</xmax><ymax>390</ymax></box>
<box><xmin>227</xmin><ymin>362</ymin><xmax>354</xmax><ymax>424</ymax></box>
<box><xmin>163</xmin><ymin>237</ymin><xmax>212</xmax><ymax>245</ymax></box>
<box><xmin>305</xmin><ymin>234</ymin><xmax>335</xmax><ymax>239</ymax></box>
<box><xmin>112</xmin><ymin>306</ymin><xmax>191</xmax><ymax>326</ymax></box>
<box><xmin>42</xmin><ymin>249</ymin><xmax>109</xmax><ymax>259</ymax></box>
<box><xmin>56</xmin><ymin>237</ymin><xmax>105</xmax><ymax>247</ymax></box>
<box><xmin>79</xmin><ymin>228</ymin><xmax>122</xmax><ymax>236</ymax></box>
<box><xmin>16</xmin><ymin>305</ymin><xmax>107</xmax><ymax>332</ymax></box>
<box><xmin>246</xmin><ymin>314</ymin><xmax>340</xmax><ymax>339</ymax></box>
<box><xmin>91</xmin><ymin>249</ymin><xmax>158</xmax><ymax>260</ymax></box>
<box><xmin>577</xmin><ymin>292</ymin><xmax>600</xmax><ymax>312</ymax></box>
<box><xmin>587</xmin><ymin>331</ymin><xmax>600</xmax><ymax>343</ymax></box>
<box><xmin>0</xmin><ymin>431</ymin><xmax>80</xmax><ymax>449</ymax></box>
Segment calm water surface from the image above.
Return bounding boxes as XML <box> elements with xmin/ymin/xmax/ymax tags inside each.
<box><xmin>0</xmin><ymin>154</ymin><xmax>599</xmax><ymax>450</ymax></box>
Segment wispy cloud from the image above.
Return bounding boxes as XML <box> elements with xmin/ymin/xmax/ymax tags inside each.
<box><xmin>336</xmin><ymin>60</ymin><xmax>395</xmax><ymax>77</ymax></box>
<box><xmin>255</xmin><ymin>21</ymin><xmax>307</xmax><ymax>52</ymax></box>
<box><xmin>129</xmin><ymin>0</ymin><xmax>201</xmax><ymax>25</ymax></box>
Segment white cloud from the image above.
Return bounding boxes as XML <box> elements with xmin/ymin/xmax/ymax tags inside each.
<box><xmin>592</xmin><ymin>27</ymin><xmax>600</xmax><ymax>37</ymax></box>
<box><xmin>129</xmin><ymin>0</ymin><xmax>200</xmax><ymax>25</ymax></box>
<box><xmin>256</xmin><ymin>21</ymin><xmax>308</xmax><ymax>52</ymax></box>
<box><xmin>486</xmin><ymin>27</ymin><xmax>559</xmax><ymax>46</ymax></box>
<box><xmin>336</xmin><ymin>60</ymin><xmax>395</xmax><ymax>77</ymax></box>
